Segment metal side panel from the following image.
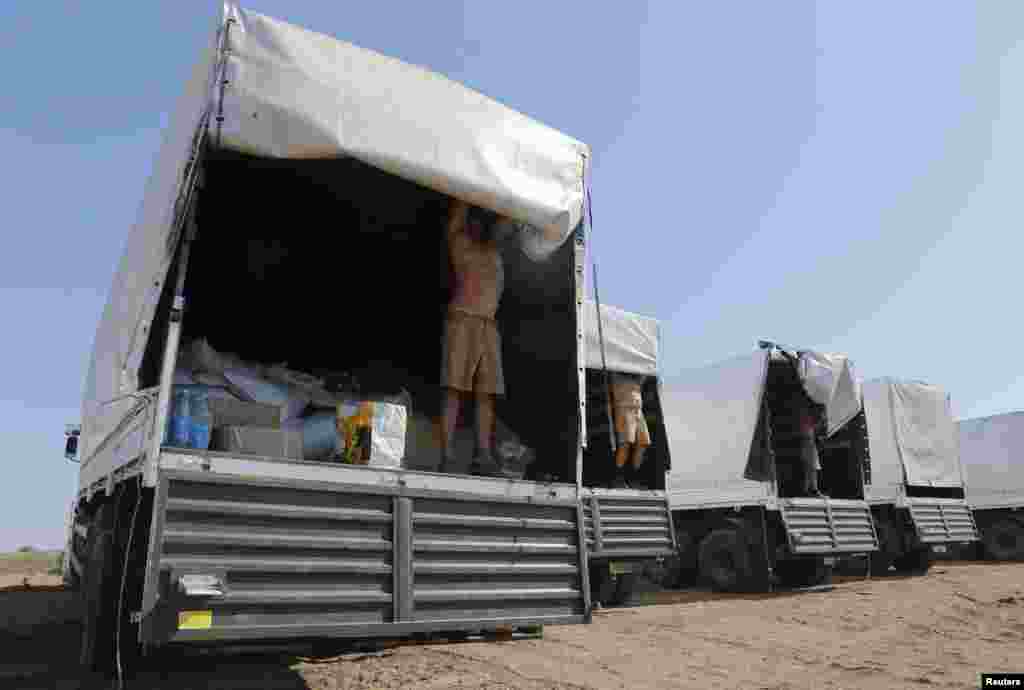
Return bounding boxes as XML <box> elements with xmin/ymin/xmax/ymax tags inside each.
<box><xmin>907</xmin><ymin>498</ymin><xmax>979</xmax><ymax>544</ymax></box>
<box><xmin>142</xmin><ymin>469</ymin><xmax>586</xmax><ymax>645</ymax></box>
<box><xmin>780</xmin><ymin>498</ymin><xmax>878</xmax><ymax>555</ymax></box>
<box><xmin>411</xmin><ymin>496</ymin><xmax>586</xmax><ymax>623</ymax></box>
<box><xmin>581</xmin><ymin>489</ymin><xmax>675</xmax><ymax>561</ymax></box>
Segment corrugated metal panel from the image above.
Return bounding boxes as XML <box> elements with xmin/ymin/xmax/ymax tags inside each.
<box><xmin>907</xmin><ymin>498</ymin><xmax>979</xmax><ymax>544</ymax></box>
<box><xmin>780</xmin><ymin>499</ymin><xmax>878</xmax><ymax>555</ymax></box>
<box><xmin>412</xmin><ymin>497</ymin><xmax>583</xmax><ymax>622</ymax></box>
<box><xmin>582</xmin><ymin>490</ymin><xmax>675</xmax><ymax>560</ymax></box>
<box><xmin>143</xmin><ymin>470</ymin><xmax>586</xmax><ymax>645</ymax></box>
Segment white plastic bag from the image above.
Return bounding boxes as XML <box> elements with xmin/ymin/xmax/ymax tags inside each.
<box><xmin>370</xmin><ymin>402</ymin><xmax>407</xmax><ymax>468</ymax></box>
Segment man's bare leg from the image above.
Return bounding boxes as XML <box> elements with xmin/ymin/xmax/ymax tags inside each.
<box><xmin>476</xmin><ymin>393</ymin><xmax>495</xmax><ymax>459</ymax></box>
<box><xmin>630</xmin><ymin>444</ymin><xmax>647</xmax><ymax>470</ymax></box>
<box><xmin>440</xmin><ymin>389</ymin><xmax>461</xmax><ymax>472</ymax></box>
<box><xmin>614</xmin><ymin>444</ymin><xmax>631</xmax><ymax>469</ymax></box>
<box><xmin>612</xmin><ymin>443</ymin><xmax>632</xmax><ymax>488</ymax></box>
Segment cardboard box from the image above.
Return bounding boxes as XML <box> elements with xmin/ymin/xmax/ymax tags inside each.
<box><xmin>213</xmin><ymin>425</ymin><xmax>303</xmax><ymax>460</ymax></box>
<box><xmin>208</xmin><ymin>397</ymin><xmax>283</xmax><ymax>429</ymax></box>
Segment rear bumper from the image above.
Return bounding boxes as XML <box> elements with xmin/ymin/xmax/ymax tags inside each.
<box><xmin>581</xmin><ymin>488</ymin><xmax>676</xmax><ymax>563</ymax></box>
<box><xmin>779</xmin><ymin>498</ymin><xmax>879</xmax><ymax>555</ymax></box>
<box><xmin>140</xmin><ymin>460</ymin><xmax>588</xmax><ymax>646</ymax></box>
<box><xmin>906</xmin><ymin>498</ymin><xmax>979</xmax><ymax>545</ymax></box>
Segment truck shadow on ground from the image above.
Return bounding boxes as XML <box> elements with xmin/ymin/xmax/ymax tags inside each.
<box><xmin>1</xmin><ymin>623</ymin><xmax>320</xmax><ymax>690</ymax></box>
<box><xmin>0</xmin><ymin>591</ymin><xmax>314</xmax><ymax>690</ymax></box>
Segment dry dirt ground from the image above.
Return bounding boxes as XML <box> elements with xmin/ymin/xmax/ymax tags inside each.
<box><xmin>1</xmin><ymin>561</ymin><xmax>1021</xmax><ymax>689</ymax></box>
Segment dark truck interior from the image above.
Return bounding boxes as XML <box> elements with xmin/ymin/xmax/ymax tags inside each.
<box><xmin>140</xmin><ymin>148</ymin><xmax>582</xmax><ymax>483</ymax></box>
<box><xmin>582</xmin><ymin>370</ymin><xmax>670</xmax><ymax>490</ymax></box>
<box><xmin>759</xmin><ymin>354</ymin><xmax>869</xmax><ymax>499</ymax></box>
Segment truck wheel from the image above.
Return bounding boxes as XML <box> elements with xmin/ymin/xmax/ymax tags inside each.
<box><xmin>662</xmin><ymin>529</ymin><xmax>697</xmax><ymax>589</ymax></box>
<box><xmin>982</xmin><ymin>520</ymin><xmax>1024</xmax><ymax>561</ymax></box>
<box><xmin>775</xmin><ymin>558</ymin><xmax>831</xmax><ymax>588</ymax></box>
<box><xmin>80</xmin><ymin>504</ymin><xmax>116</xmax><ymax>673</ymax></box>
<box><xmin>893</xmin><ymin>547</ymin><xmax>932</xmax><ymax>575</ymax></box>
<box><xmin>612</xmin><ymin>572</ymin><xmax>639</xmax><ymax>606</ymax></box>
<box><xmin>869</xmin><ymin>553</ymin><xmax>894</xmax><ymax>576</ymax></box>
<box><xmin>698</xmin><ymin>528</ymin><xmax>753</xmax><ymax>592</ymax></box>
<box><xmin>589</xmin><ymin>565</ymin><xmax>617</xmax><ymax>607</ymax></box>
<box><xmin>869</xmin><ymin>515</ymin><xmax>900</xmax><ymax>576</ymax></box>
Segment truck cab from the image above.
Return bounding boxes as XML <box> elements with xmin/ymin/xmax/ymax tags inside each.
<box><xmin>664</xmin><ymin>343</ymin><xmax>878</xmax><ymax>591</ymax></box>
<box><xmin>861</xmin><ymin>378</ymin><xmax>979</xmax><ymax>573</ymax></box>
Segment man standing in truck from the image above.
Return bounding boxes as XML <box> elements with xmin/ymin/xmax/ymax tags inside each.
<box><xmin>798</xmin><ymin>400</ymin><xmax>825</xmax><ymax>497</ymax></box>
<box><xmin>610</xmin><ymin>372</ymin><xmax>651</xmax><ymax>488</ymax></box>
<box><xmin>439</xmin><ymin>199</ymin><xmax>510</xmax><ymax>478</ymax></box>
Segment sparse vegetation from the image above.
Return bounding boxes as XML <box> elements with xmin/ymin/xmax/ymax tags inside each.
<box><xmin>48</xmin><ymin>552</ymin><xmax>64</xmax><ymax>576</ymax></box>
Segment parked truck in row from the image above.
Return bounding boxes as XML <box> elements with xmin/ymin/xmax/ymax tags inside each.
<box><xmin>579</xmin><ymin>301</ymin><xmax>675</xmax><ymax>606</ymax></box>
<box><xmin>957</xmin><ymin>411</ymin><xmax>1024</xmax><ymax>560</ymax></box>
<box><xmin>860</xmin><ymin>378</ymin><xmax>979</xmax><ymax>574</ymax></box>
<box><xmin>661</xmin><ymin>343</ymin><xmax>879</xmax><ymax>591</ymax></box>
<box><xmin>59</xmin><ymin>3</ymin><xmax>668</xmax><ymax>674</ymax></box>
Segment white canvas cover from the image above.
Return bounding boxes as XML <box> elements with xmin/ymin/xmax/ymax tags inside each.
<box><xmin>798</xmin><ymin>351</ymin><xmax>862</xmax><ymax>437</ymax></box>
<box><xmin>78</xmin><ymin>3</ymin><xmax>590</xmax><ymax>491</ymax></box>
<box><xmin>863</xmin><ymin>378</ymin><xmax>964</xmax><ymax>489</ymax></box>
<box><xmin>218</xmin><ymin>3</ymin><xmax>587</xmax><ymax>246</ymax></box>
<box><xmin>958</xmin><ymin>412</ymin><xmax>1024</xmax><ymax>509</ymax></box>
<box><xmin>664</xmin><ymin>345</ymin><xmax>865</xmax><ymax>507</ymax></box>
<box><xmin>582</xmin><ymin>301</ymin><xmax>659</xmax><ymax>376</ymax></box>
<box><xmin>663</xmin><ymin>351</ymin><xmax>770</xmax><ymax>502</ymax></box>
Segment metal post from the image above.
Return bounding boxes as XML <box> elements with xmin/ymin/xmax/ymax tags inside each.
<box><xmin>393</xmin><ymin>497</ymin><xmax>414</xmax><ymax>622</ymax></box>
<box><xmin>144</xmin><ymin>214</ymin><xmax>199</xmax><ymax>487</ymax></box>
<box><xmin>591</xmin><ymin>262</ymin><xmax>617</xmax><ymax>457</ymax></box>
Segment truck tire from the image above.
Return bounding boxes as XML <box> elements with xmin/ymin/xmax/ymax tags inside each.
<box><xmin>698</xmin><ymin>528</ymin><xmax>753</xmax><ymax>592</ymax></box>
<box><xmin>80</xmin><ymin>504</ymin><xmax>116</xmax><ymax>673</ymax></box>
<box><xmin>612</xmin><ymin>572</ymin><xmax>640</xmax><ymax>606</ymax></box>
<box><xmin>893</xmin><ymin>547</ymin><xmax>932</xmax><ymax>575</ymax></box>
<box><xmin>589</xmin><ymin>564</ymin><xmax>617</xmax><ymax>608</ymax></box>
<box><xmin>982</xmin><ymin>520</ymin><xmax>1024</xmax><ymax>561</ymax></box>
<box><xmin>662</xmin><ymin>529</ymin><xmax>697</xmax><ymax>589</ymax></box>
<box><xmin>775</xmin><ymin>558</ymin><xmax>831</xmax><ymax>588</ymax></box>
<box><xmin>869</xmin><ymin>553</ymin><xmax>894</xmax><ymax>576</ymax></box>
<box><xmin>869</xmin><ymin>515</ymin><xmax>900</xmax><ymax>576</ymax></box>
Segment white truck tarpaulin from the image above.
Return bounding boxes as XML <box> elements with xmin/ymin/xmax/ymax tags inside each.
<box><xmin>218</xmin><ymin>3</ymin><xmax>588</xmax><ymax>244</ymax></box>
<box><xmin>78</xmin><ymin>3</ymin><xmax>590</xmax><ymax>490</ymax></box>
<box><xmin>958</xmin><ymin>412</ymin><xmax>1024</xmax><ymax>509</ymax></box>
<box><xmin>864</xmin><ymin>378</ymin><xmax>964</xmax><ymax>489</ymax></box>
<box><xmin>582</xmin><ymin>301</ymin><xmax>659</xmax><ymax>376</ymax></box>
<box><xmin>662</xmin><ymin>351</ymin><xmax>770</xmax><ymax>494</ymax></box>
<box><xmin>797</xmin><ymin>351</ymin><xmax>862</xmax><ymax>438</ymax></box>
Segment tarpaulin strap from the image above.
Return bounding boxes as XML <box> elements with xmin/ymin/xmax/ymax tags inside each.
<box><xmin>582</xmin><ymin>160</ymin><xmax>617</xmax><ymax>454</ymax></box>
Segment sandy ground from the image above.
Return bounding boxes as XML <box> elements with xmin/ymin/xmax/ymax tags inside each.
<box><xmin>1</xmin><ymin>561</ymin><xmax>1021</xmax><ymax>689</ymax></box>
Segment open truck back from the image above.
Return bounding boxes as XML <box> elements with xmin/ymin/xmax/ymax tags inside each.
<box><xmin>861</xmin><ymin>378</ymin><xmax>979</xmax><ymax>574</ymax></box>
<box><xmin>579</xmin><ymin>301</ymin><xmax>675</xmax><ymax>605</ymax></box>
<box><xmin>66</xmin><ymin>3</ymin><xmax>595</xmax><ymax>673</ymax></box>
<box><xmin>957</xmin><ymin>412</ymin><xmax>1024</xmax><ymax>560</ymax></box>
<box><xmin>663</xmin><ymin>344</ymin><xmax>878</xmax><ymax>591</ymax></box>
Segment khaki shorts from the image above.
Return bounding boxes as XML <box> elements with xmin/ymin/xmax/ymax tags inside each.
<box><xmin>614</xmin><ymin>405</ymin><xmax>650</xmax><ymax>446</ymax></box>
<box><xmin>442</xmin><ymin>310</ymin><xmax>505</xmax><ymax>396</ymax></box>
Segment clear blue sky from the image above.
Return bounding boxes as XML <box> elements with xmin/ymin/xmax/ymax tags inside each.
<box><xmin>2</xmin><ymin>2</ymin><xmax>1023</xmax><ymax>550</ymax></box>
